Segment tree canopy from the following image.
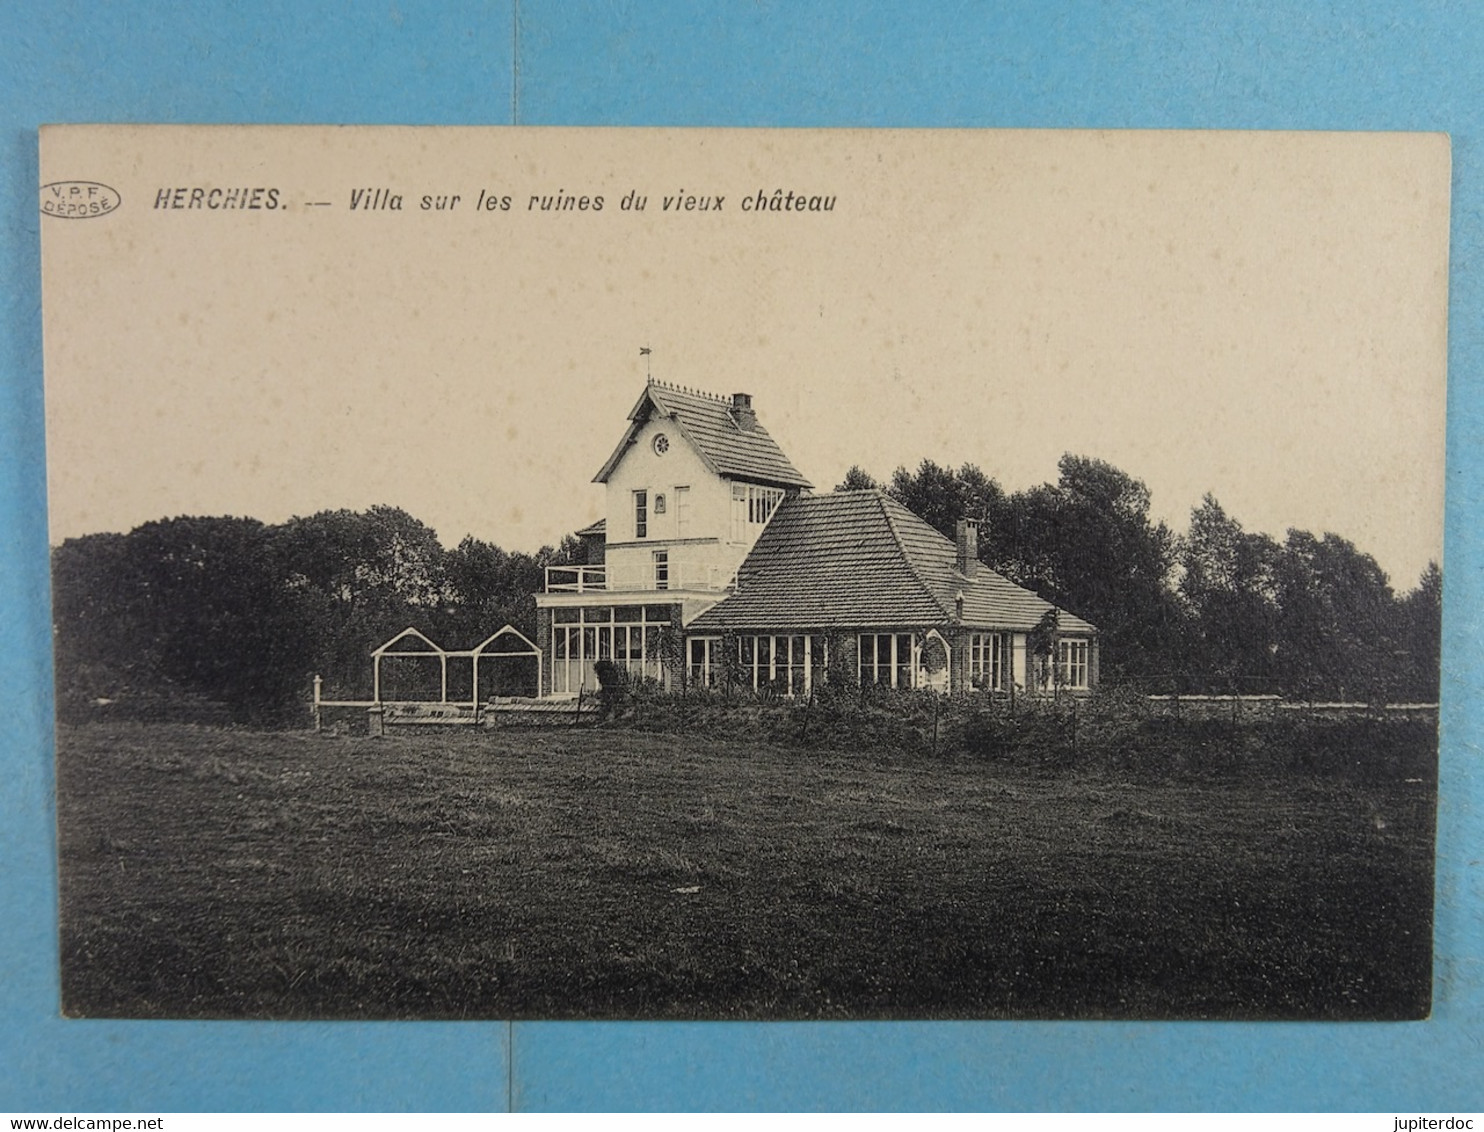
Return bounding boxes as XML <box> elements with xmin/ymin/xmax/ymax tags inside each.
<box><xmin>856</xmin><ymin>456</ymin><xmax>1439</xmax><ymax>698</ymax></box>
<box><xmin>52</xmin><ymin>508</ymin><xmax>571</xmax><ymax>722</ymax></box>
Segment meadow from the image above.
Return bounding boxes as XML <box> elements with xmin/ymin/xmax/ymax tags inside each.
<box><xmin>55</xmin><ymin>718</ymin><xmax>1436</xmax><ymax>1019</ymax></box>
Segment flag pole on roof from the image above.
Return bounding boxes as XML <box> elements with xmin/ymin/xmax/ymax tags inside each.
<box><xmin>640</xmin><ymin>345</ymin><xmax>651</xmax><ymax>381</ymax></box>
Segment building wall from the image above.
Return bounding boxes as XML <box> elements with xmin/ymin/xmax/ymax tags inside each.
<box><xmin>534</xmin><ymin>605</ymin><xmax>552</xmax><ymax>698</ymax></box>
<box><xmin>602</xmin><ymin>414</ymin><xmax>769</xmax><ymax>592</ymax></box>
<box><xmin>948</xmin><ymin>626</ymin><xmax>969</xmax><ymax>694</ymax></box>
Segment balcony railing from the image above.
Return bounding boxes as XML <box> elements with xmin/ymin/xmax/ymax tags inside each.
<box><xmin>544</xmin><ymin>565</ymin><xmax>608</xmax><ymax>593</ymax></box>
<box><xmin>544</xmin><ymin>562</ymin><xmax>733</xmax><ymax>593</ymax></box>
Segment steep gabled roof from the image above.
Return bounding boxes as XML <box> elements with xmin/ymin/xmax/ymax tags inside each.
<box><xmin>593</xmin><ymin>380</ymin><xmax>813</xmax><ymax>489</ymax></box>
<box><xmin>688</xmin><ymin>490</ymin><xmax>1097</xmax><ymax>634</ymax></box>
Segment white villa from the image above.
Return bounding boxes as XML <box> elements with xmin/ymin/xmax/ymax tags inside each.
<box><xmin>534</xmin><ymin>381</ymin><xmax>1098</xmax><ymax>698</ymax></box>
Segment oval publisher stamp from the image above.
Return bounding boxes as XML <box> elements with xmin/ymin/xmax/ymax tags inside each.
<box><xmin>40</xmin><ymin>180</ymin><xmax>122</xmax><ymax>219</ymax></box>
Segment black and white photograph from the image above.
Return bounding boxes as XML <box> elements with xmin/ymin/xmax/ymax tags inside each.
<box><xmin>40</xmin><ymin>125</ymin><xmax>1449</xmax><ymax>1020</ymax></box>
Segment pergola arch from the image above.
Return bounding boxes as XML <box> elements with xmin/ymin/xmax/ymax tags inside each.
<box><xmin>367</xmin><ymin>624</ymin><xmax>544</xmax><ymax>707</ymax></box>
<box><xmin>471</xmin><ymin>625</ymin><xmax>544</xmax><ymax>700</ymax></box>
<box><xmin>371</xmin><ymin>626</ymin><xmax>449</xmax><ymax>703</ymax></box>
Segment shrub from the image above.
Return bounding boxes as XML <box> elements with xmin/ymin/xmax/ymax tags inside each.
<box><xmin>592</xmin><ymin>660</ymin><xmax>631</xmax><ymax>718</ymax></box>
<box><xmin>604</xmin><ymin>680</ymin><xmax>1436</xmax><ymax>785</ymax></box>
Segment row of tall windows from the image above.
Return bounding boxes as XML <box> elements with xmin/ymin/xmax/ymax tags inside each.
<box><xmin>550</xmin><ymin>604</ymin><xmax>673</xmax><ymax>694</ymax></box>
<box><xmin>858</xmin><ymin>633</ymin><xmax>917</xmax><ymax>688</ymax></box>
<box><xmin>739</xmin><ymin>634</ymin><xmax>826</xmax><ymax>694</ymax></box>
<box><xmin>687</xmin><ymin>634</ymin><xmax>829</xmax><ymax>694</ymax></box>
<box><xmin>570</xmin><ymin>618</ymin><xmax>1092</xmax><ymax>695</ymax></box>
<box><xmin>691</xmin><ymin>632</ymin><xmax>922</xmax><ymax>691</ymax></box>
<box><xmin>728</xmin><ymin>483</ymin><xmax>785</xmax><ymax>543</ymax></box>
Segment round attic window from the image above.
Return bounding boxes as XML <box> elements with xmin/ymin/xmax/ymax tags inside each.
<box><xmin>652</xmin><ymin>433</ymin><xmax>670</xmax><ymax>455</ymax></box>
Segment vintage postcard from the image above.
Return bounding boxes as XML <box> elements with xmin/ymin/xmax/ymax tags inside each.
<box><xmin>40</xmin><ymin>126</ymin><xmax>1448</xmax><ymax>1019</ymax></box>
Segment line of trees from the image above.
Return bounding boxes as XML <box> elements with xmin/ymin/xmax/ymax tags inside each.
<box><xmin>51</xmin><ymin>455</ymin><xmax>1441</xmax><ymax>723</ymax></box>
<box><xmin>51</xmin><ymin>506</ymin><xmax>574</xmax><ymax>723</ymax></box>
<box><xmin>840</xmin><ymin>457</ymin><xmax>1441</xmax><ymax>703</ymax></box>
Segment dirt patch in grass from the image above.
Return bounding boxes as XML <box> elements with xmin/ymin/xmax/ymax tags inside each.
<box><xmin>55</xmin><ymin>722</ymin><xmax>1435</xmax><ymax>1019</ymax></box>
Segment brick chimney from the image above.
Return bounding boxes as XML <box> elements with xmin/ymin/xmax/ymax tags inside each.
<box><xmin>955</xmin><ymin>518</ymin><xmax>979</xmax><ymax>578</ymax></box>
<box><xmin>731</xmin><ymin>392</ymin><xmax>757</xmax><ymax>429</ymax></box>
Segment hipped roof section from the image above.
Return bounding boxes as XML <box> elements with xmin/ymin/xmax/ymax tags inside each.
<box><xmin>593</xmin><ymin>380</ymin><xmax>813</xmax><ymax>489</ymax></box>
<box><xmin>689</xmin><ymin>490</ymin><xmax>1098</xmax><ymax>635</ymax></box>
<box><xmin>574</xmin><ymin>518</ymin><xmax>607</xmax><ymax>538</ymax></box>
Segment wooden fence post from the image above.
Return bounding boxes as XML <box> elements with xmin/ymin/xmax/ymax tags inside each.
<box><xmin>799</xmin><ymin>686</ymin><xmax>816</xmax><ymax>743</ymax></box>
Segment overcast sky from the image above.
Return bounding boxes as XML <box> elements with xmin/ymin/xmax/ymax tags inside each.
<box><xmin>40</xmin><ymin>126</ymin><xmax>1449</xmax><ymax>588</ymax></box>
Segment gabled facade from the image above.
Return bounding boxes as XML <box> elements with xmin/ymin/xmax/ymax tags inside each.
<box><xmin>534</xmin><ymin>380</ymin><xmax>1098</xmax><ymax>697</ymax></box>
<box><xmin>536</xmin><ymin>380</ymin><xmax>812</xmax><ymax>695</ymax></box>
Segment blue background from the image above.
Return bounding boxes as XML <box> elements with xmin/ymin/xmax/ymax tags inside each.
<box><xmin>2</xmin><ymin>0</ymin><xmax>1479</xmax><ymax>1112</ymax></box>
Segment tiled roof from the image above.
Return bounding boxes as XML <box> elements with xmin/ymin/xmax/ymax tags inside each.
<box><xmin>689</xmin><ymin>490</ymin><xmax>1097</xmax><ymax>635</ymax></box>
<box><xmin>593</xmin><ymin>381</ymin><xmax>813</xmax><ymax>489</ymax></box>
<box><xmin>574</xmin><ymin>518</ymin><xmax>606</xmax><ymax>538</ymax></box>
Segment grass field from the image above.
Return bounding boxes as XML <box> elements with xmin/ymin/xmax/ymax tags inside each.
<box><xmin>55</xmin><ymin>720</ymin><xmax>1435</xmax><ymax>1019</ymax></box>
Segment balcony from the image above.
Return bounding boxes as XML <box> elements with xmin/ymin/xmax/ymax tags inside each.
<box><xmin>544</xmin><ymin>562</ymin><xmax>733</xmax><ymax>593</ymax></box>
